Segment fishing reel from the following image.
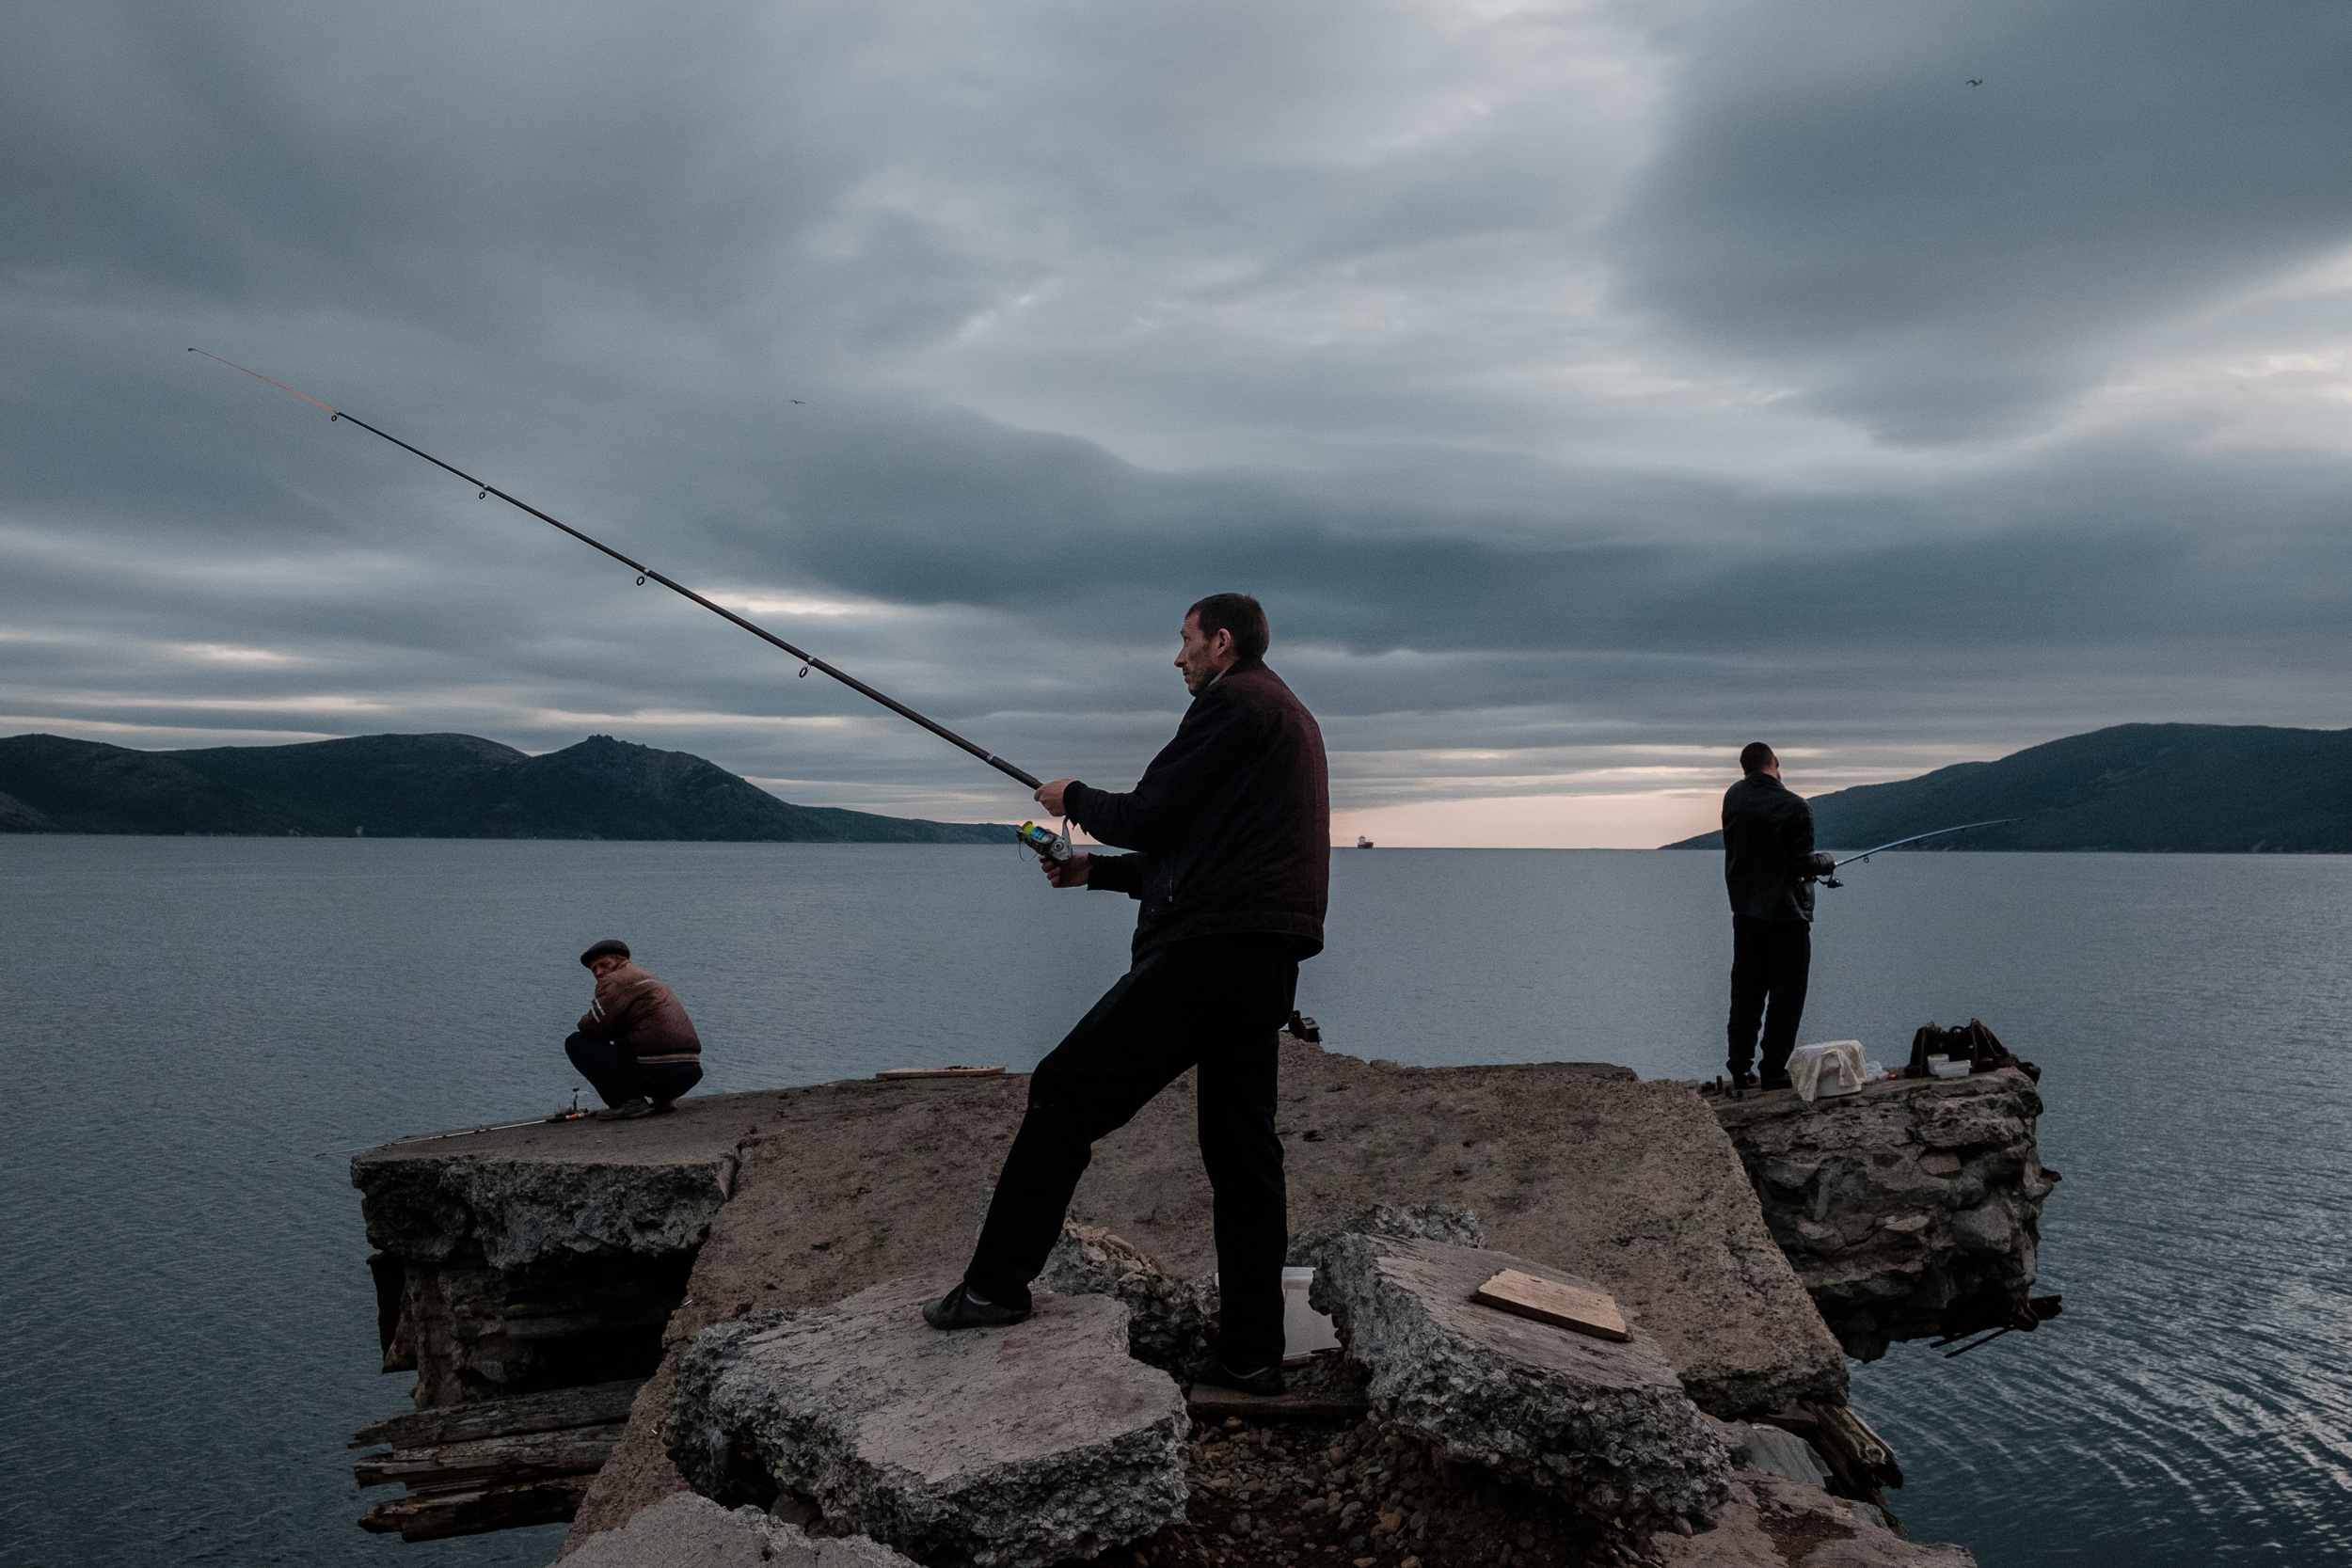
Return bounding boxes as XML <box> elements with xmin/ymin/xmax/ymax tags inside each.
<box><xmin>1018</xmin><ymin>820</ymin><xmax>1073</xmax><ymax>862</ymax></box>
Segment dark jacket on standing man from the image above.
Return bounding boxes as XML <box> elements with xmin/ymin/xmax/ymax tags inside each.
<box><xmin>576</xmin><ymin>961</ymin><xmax>702</xmax><ymax>1063</ymax></box>
<box><xmin>1722</xmin><ymin>772</ymin><xmax>1829</xmax><ymax>924</ymax></box>
<box><xmin>1063</xmin><ymin>657</ymin><xmax>1330</xmax><ymax>957</ymax></box>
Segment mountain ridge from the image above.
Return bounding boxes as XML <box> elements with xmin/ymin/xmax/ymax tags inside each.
<box><xmin>1661</xmin><ymin>721</ymin><xmax>2352</xmax><ymax>853</ymax></box>
<box><xmin>0</xmin><ymin>732</ymin><xmax>1019</xmax><ymax>844</ymax></box>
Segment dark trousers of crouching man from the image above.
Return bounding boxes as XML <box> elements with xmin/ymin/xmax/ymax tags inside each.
<box><xmin>964</xmin><ymin>934</ymin><xmax>1301</xmax><ymax>1370</ymax></box>
<box><xmin>926</xmin><ymin>594</ymin><xmax>1329</xmax><ymax>1394</ymax></box>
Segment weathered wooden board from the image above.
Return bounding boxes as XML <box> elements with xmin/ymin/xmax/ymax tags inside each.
<box><xmin>1185</xmin><ymin>1385</ymin><xmax>1370</xmax><ymax>1422</ymax></box>
<box><xmin>1471</xmin><ymin>1268</ymin><xmax>1631</xmax><ymax>1342</ymax></box>
<box><xmin>353</xmin><ymin>1422</ymin><xmax>627</xmax><ymax>1491</ymax></box>
<box><xmin>876</xmin><ymin>1066</ymin><xmax>1007</xmax><ymax>1080</ymax></box>
<box><xmin>360</xmin><ymin>1476</ymin><xmax>593</xmax><ymax>1542</ymax></box>
<box><xmin>350</xmin><ymin>1378</ymin><xmax>644</xmax><ymax>1450</ymax></box>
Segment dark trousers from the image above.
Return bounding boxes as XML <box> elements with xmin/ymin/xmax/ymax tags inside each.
<box><xmin>1727</xmin><ymin>915</ymin><xmax>1811</xmax><ymax>1081</ymax></box>
<box><xmin>964</xmin><ymin>935</ymin><xmax>1299</xmax><ymax>1370</ymax></box>
<box><xmin>564</xmin><ymin>1032</ymin><xmax>704</xmax><ymax>1108</ymax></box>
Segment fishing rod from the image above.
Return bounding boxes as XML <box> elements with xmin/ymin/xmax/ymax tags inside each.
<box><xmin>1817</xmin><ymin>819</ymin><xmax>2014</xmax><ymax>888</ymax></box>
<box><xmin>188</xmin><ymin>349</ymin><xmax>1043</xmax><ymax>792</ymax></box>
<box><xmin>391</xmin><ymin>1088</ymin><xmax>595</xmax><ymax>1144</ymax></box>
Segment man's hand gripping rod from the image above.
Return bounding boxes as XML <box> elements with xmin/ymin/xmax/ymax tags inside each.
<box><xmin>189</xmin><ymin>349</ymin><xmax>1042</xmax><ymax>792</ymax></box>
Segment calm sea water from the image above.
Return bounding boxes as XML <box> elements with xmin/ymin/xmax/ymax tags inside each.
<box><xmin>2</xmin><ymin>839</ymin><xmax>2346</xmax><ymax>1567</ymax></box>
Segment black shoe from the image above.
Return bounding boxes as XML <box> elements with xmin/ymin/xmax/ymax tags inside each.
<box><xmin>1728</xmin><ymin>1069</ymin><xmax>1753</xmax><ymax>1101</ymax></box>
<box><xmin>922</xmin><ymin>1283</ymin><xmax>1030</xmax><ymax>1330</ymax></box>
<box><xmin>1184</xmin><ymin>1355</ymin><xmax>1285</xmax><ymax>1397</ymax></box>
<box><xmin>1760</xmin><ymin>1073</ymin><xmax>1793</xmax><ymax>1093</ymax></box>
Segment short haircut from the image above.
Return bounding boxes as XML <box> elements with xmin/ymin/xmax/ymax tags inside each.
<box><xmin>1187</xmin><ymin>593</ymin><xmax>1270</xmax><ymax>660</ymax></box>
<box><xmin>1740</xmin><ymin>741</ymin><xmax>1776</xmax><ymax>774</ymax></box>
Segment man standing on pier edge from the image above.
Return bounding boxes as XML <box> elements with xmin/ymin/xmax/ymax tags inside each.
<box><xmin>923</xmin><ymin>593</ymin><xmax>1329</xmax><ymax>1397</ymax></box>
<box><xmin>1722</xmin><ymin>743</ymin><xmax>1837</xmax><ymax>1095</ymax></box>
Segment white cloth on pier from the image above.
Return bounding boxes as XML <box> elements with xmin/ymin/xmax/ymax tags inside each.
<box><xmin>1788</xmin><ymin>1040</ymin><xmax>1866</xmax><ymax>1101</ymax></box>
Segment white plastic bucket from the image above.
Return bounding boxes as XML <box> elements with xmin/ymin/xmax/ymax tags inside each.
<box><xmin>1283</xmin><ymin>1267</ymin><xmax>1340</xmax><ymax>1363</ymax></box>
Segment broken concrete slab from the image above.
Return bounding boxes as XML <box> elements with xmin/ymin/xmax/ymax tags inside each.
<box><xmin>565</xmin><ymin>1039</ymin><xmax>1842</xmax><ymax>1546</ymax></box>
<box><xmin>356</xmin><ymin>1094</ymin><xmax>781</xmax><ymax>1269</ymax></box>
<box><xmin>1037</xmin><ymin>1223</ymin><xmax>1209</xmax><ymax>1370</ymax></box>
<box><xmin>561</xmin><ymin>1491</ymin><xmax>914</xmax><ymax>1567</ymax></box>
<box><xmin>1648</xmin><ymin>1471</ymin><xmax>1978</xmax><ymax>1568</ymax></box>
<box><xmin>357</xmin><ymin>1095</ymin><xmax>790</xmax><ymax>1408</ymax></box>
<box><xmin>667</xmin><ymin>1277</ymin><xmax>1187</xmax><ymax>1568</ymax></box>
<box><xmin>1713</xmin><ymin>1068</ymin><xmax>2055</xmax><ymax>1360</ymax></box>
<box><xmin>1307</xmin><ymin>1233</ymin><xmax>1733</xmax><ymax>1525</ymax></box>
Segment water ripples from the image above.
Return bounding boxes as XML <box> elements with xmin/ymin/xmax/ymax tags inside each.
<box><xmin>5</xmin><ymin>840</ymin><xmax>2349</xmax><ymax>1565</ymax></box>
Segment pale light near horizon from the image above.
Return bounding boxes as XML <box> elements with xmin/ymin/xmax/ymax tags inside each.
<box><xmin>1329</xmin><ymin>788</ymin><xmax>1724</xmax><ymax>850</ymax></box>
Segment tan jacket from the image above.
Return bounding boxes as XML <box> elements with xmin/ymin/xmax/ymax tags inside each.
<box><xmin>577</xmin><ymin>961</ymin><xmax>701</xmax><ymax>1063</ymax></box>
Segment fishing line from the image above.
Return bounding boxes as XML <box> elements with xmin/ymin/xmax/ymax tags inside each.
<box><xmin>189</xmin><ymin>349</ymin><xmax>1042</xmax><ymax>790</ymax></box>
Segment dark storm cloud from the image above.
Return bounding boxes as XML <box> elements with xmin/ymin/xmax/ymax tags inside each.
<box><xmin>3</xmin><ymin>1</ymin><xmax>2349</xmax><ymax>832</ymax></box>
<box><xmin>1615</xmin><ymin>0</ymin><xmax>2352</xmax><ymax>440</ymax></box>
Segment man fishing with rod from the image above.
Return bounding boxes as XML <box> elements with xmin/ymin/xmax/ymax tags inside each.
<box><xmin>197</xmin><ymin>352</ymin><xmax>1307</xmax><ymax>1388</ymax></box>
<box><xmin>925</xmin><ymin>593</ymin><xmax>1329</xmax><ymax>1399</ymax></box>
<box><xmin>1721</xmin><ymin>739</ymin><xmax>2013</xmax><ymax>1096</ymax></box>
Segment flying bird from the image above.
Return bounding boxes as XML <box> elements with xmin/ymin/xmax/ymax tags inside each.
<box><xmin>1967</xmin><ymin>78</ymin><xmax>1983</xmax><ymax>86</ymax></box>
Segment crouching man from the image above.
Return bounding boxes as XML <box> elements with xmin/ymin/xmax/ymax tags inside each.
<box><xmin>565</xmin><ymin>939</ymin><xmax>703</xmax><ymax>1119</ymax></box>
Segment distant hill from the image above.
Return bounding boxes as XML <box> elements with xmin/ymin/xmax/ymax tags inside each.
<box><xmin>1661</xmin><ymin>722</ymin><xmax>2352</xmax><ymax>854</ymax></box>
<box><xmin>0</xmin><ymin>732</ymin><xmax>1020</xmax><ymax>844</ymax></box>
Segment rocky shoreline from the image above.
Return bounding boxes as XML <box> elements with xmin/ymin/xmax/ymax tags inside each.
<box><xmin>348</xmin><ymin>1035</ymin><xmax>2057</xmax><ymax>1564</ymax></box>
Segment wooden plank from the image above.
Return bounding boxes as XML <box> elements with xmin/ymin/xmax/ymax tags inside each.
<box><xmin>1471</xmin><ymin>1268</ymin><xmax>1631</xmax><ymax>1342</ymax></box>
<box><xmin>876</xmin><ymin>1066</ymin><xmax>1006</xmax><ymax>1080</ymax></box>
<box><xmin>1186</xmin><ymin>1384</ymin><xmax>1370</xmax><ymax>1422</ymax></box>
<box><xmin>359</xmin><ymin>1476</ymin><xmax>592</xmax><ymax>1542</ymax></box>
<box><xmin>350</xmin><ymin>1378</ymin><xmax>644</xmax><ymax>1450</ymax></box>
<box><xmin>353</xmin><ymin>1422</ymin><xmax>627</xmax><ymax>1491</ymax></box>
<box><xmin>1801</xmin><ymin>1400</ymin><xmax>1904</xmax><ymax>1490</ymax></box>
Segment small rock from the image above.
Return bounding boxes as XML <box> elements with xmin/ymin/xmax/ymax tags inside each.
<box><xmin>1949</xmin><ymin>1203</ymin><xmax>2013</xmax><ymax>1253</ymax></box>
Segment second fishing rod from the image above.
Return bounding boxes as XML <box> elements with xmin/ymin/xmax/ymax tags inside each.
<box><xmin>191</xmin><ymin>350</ymin><xmax>1058</xmax><ymax>818</ymax></box>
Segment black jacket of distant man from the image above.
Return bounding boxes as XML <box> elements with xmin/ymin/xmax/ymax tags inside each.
<box><xmin>1721</xmin><ymin>771</ymin><xmax>1823</xmax><ymax>923</ymax></box>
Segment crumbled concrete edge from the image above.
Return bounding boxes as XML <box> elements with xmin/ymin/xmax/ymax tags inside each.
<box><xmin>356</xmin><ymin>1152</ymin><xmax>739</xmax><ymax>1268</ymax></box>
<box><xmin>1287</xmin><ymin>1200</ymin><xmax>1484</xmax><ymax>1265</ymax></box>
<box><xmin>1038</xmin><ymin>1223</ymin><xmax>1211</xmax><ymax>1370</ymax></box>
<box><xmin>1309</xmin><ymin>1233</ymin><xmax>1733</xmax><ymax>1524</ymax></box>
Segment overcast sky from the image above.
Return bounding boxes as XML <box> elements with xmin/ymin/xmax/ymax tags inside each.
<box><xmin>6</xmin><ymin>1</ymin><xmax>2348</xmax><ymax>846</ymax></box>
